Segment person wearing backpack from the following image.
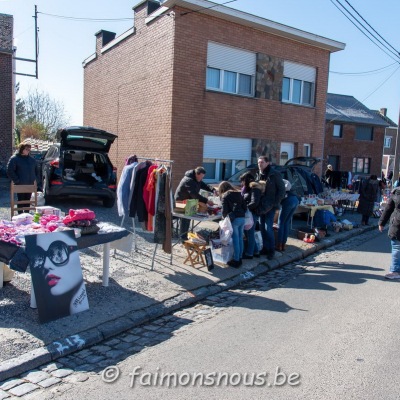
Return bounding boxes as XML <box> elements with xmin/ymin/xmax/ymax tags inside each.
<box><xmin>255</xmin><ymin>156</ymin><xmax>286</xmax><ymax>259</ymax></box>
<box><xmin>240</xmin><ymin>171</ymin><xmax>263</xmax><ymax>259</ymax></box>
<box><xmin>218</xmin><ymin>181</ymin><xmax>247</xmax><ymax>268</ymax></box>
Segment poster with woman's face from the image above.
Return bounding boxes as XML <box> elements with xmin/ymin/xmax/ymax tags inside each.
<box><xmin>25</xmin><ymin>230</ymin><xmax>89</xmax><ymax>323</ymax></box>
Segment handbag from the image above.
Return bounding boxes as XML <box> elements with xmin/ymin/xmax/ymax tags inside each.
<box><xmin>244</xmin><ymin>209</ymin><xmax>254</xmax><ymax>231</ymax></box>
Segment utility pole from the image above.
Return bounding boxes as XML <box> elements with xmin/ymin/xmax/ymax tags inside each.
<box><xmin>13</xmin><ymin>5</ymin><xmax>39</xmax><ymax>78</ymax></box>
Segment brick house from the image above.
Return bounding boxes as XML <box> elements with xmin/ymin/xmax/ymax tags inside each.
<box><xmin>325</xmin><ymin>93</ymin><xmax>389</xmax><ymax>179</ymax></box>
<box><xmin>373</xmin><ymin>108</ymin><xmax>398</xmax><ymax>181</ymax></box>
<box><xmin>0</xmin><ymin>13</ymin><xmax>14</xmax><ymax>166</ymax></box>
<box><xmin>83</xmin><ymin>0</ymin><xmax>344</xmax><ymax>188</ymax></box>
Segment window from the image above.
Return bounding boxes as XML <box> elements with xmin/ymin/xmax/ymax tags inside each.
<box><xmin>206</xmin><ymin>42</ymin><xmax>256</xmax><ymax>97</ymax></box>
<box><xmin>282</xmin><ymin>61</ymin><xmax>316</xmax><ymax>106</ymax></box>
<box><xmin>303</xmin><ymin>144</ymin><xmax>311</xmax><ymax>157</ymax></box>
<box><xmin>355</xmin><ymin>126</ymin><xmax>373</xmax><ymax>141</ymax></box>
<box><xmin>384</xmin><ymin>137</ymin><xmax>392</xmax><ymax>148</ymax></box>
<box><xmin>333</xmin><ymin>124</ymin><xmax>342</xmax><ymax>138</ymax></box>
<box><xmin>352</xmin><ymin>157</ymin><xmax>370</xmax><ymax>174</ymax></box>
<box><xmin>203</xmin><ymin>135</ymin><xmax>251</xmax><ymax>182</ymax></box>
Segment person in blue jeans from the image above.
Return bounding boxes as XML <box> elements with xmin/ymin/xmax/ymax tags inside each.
<box><xmin>276</xmin><ymin>180</ymin><xmax>299</xmax><ymax>251</ymax></box>
<box><xmin>255</xmin><ymin>156</ymin><xmax>286</xmax><ymax>260</ymax></box>
<box><xmin>218</xmin><ymin>181</ymin><xmax>247</xmax><ymax>268</ymax></box>
<box><xmin>379</xmin><ymin>186</ymin><xmax>400</xmax><ymax>279</ymax></box>
<box><xmin>239</xmin><ymin>172</ymin><xmax>262</xmax><ymax>259</ymax></box>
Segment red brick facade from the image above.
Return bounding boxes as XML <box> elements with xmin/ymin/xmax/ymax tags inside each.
<box><xmin>0</xmin><ymin>14</ymin><xmax>14</xmax><ymax>166</ymax></box>
<box><xmin>83</xmin><ymin>2</ymin><xmax>340</xmax><ymax>187</ymax></box>
<box><xmin>324</xmin><ymin>122</ymin><xmax>385</xmax><ymax>177</ymax></box>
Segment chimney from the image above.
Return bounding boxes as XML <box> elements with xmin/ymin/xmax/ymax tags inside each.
<box><xmin>380</xmin><ymin>108</ymin><xmax>387</xmax><ymax>117</ymax></box>
<box><xmin>94</xmin><ymin>30</ymin><xmax>116</xmax><ymax>53</ymax></box>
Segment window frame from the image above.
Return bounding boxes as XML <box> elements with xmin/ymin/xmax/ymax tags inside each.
<box><xmin>282</xmin><ymin>77</ymin><xmax>314</xmax><ymax>106</ymax></box>
<box><xmin>384</xmin><ymin>137</ymin><xmax>392</xmax><ymax>148</ymax></box>
<box><xmin>206</xmin><ymin>67</ymin><xmax>254</xmax><ymax>97</ymax></box>
<box><xmin>333</xmin><ymin>124</ymin><xmax>343</xmax><ymax>138</ymax></box>
<box><xmin>352</xmin><ymin>157</ymin><xmax>370</xmax><ymax>174</ymax></box>
<box><xmin>355</xmin><ymin>125</ymin><xmax>374</xmax><ymax>141</ymax></box>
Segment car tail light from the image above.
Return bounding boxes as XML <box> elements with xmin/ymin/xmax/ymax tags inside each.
<box><xmin>50</xmin><ymin>179</ymin><xmax>62</xmax><ymax>185</ymax></box>
<box><xmin>108</xmin><ymin>184</ymin><xmax>117</xmax><ymax>190</ymax></box>
<box><xmin>50</xmin><ymin>158</ymin><xmax>59</xmax><ymax>168</ymax></box>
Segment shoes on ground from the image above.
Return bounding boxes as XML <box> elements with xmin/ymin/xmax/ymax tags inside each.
<box><xmin>385</xmin><ymin>272</ymin><xmax>400</xmax><ymax>280</ymax></box>
<box><xmin>242</xmin><ymin>254</ymin><xmax>253</xmax><ymax>260</ymax></box>
<box><xmin>227</xmin><ymin>259</ymin><xmax>241</xmax><ymax>268</ymax></box>
<box><xmin>253</xmin><ymin>253</ymin><xmax>260</xmax><ymax>258</ymax></box>
<box><xmin>259</xmin><ymin>248</ymin><xmax>269</xmax><ymax>255</ymax></box>
<box><xmin>267</xmin><ymin>251</ymin><xmax>275</xmax><ymax>260</ymax></box>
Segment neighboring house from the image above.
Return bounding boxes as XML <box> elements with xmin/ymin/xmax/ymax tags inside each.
<box><xmin>0</xmin><ymin>13</ymin><xmax>14</xmax><ymax>167</ymax></box>
<box><xmin>325</xmin><ymin>93</ymin><xmax>389</xmax><ymax>179</ymax></box>
<box><xmin>373</xmin><ymin>108</ymin><xmax>398</xmax><ymax>180</ymax></box>
<box><xmin>83</xmin><ymin>0</ymin><xmax>345</xmax><ymax>187</ymax></box>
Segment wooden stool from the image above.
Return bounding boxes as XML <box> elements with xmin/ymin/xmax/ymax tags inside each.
<box><xmin>183</xmin><ymin>241</ymin><xmax>207</xmax><ymax>268</ymax></box>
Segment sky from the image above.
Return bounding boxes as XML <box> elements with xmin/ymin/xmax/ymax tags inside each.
<box><xmin>1</xmin><ymin>0</ymin><xmax>400</xmax><ymax>125</ymax></box>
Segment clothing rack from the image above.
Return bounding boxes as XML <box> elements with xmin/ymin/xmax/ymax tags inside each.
<box><xmin>118</xmin><ymin>156</ymin><xmax>174</xmax><ymax>270</ymax></box>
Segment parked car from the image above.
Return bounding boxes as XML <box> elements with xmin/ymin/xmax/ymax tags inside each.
<box><xmin>39</xmin><ymin>126</ymin><xmax>118</xmax><ymax>207</ymax></box>
<box><xmin>223</xmin><ymin>157</ymin><xmax>323</xmax><ymax>198</ymax></box>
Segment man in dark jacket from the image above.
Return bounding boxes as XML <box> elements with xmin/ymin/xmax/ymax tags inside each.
<box><xmin>255</xmin><ymin>155</ymin><xmax>286</xmax><ymax>259</ymax></box>
<box><xmin>7</xmin><ymin>143</ymin><xmax>39</xmax><ymax>213</ymax></box>
<box><xmin>174</xmin><ymin>167</ymin><xmax>215</xmax><ymax>240</ymax></box>
<box><xmin>379</xmin><ymin>187</ymin><xmax>400</xmax><ymax>279</ymax></box>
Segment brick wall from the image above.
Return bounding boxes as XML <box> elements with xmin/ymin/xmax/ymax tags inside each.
<box><xmin>324</xmin><ymin>122</ymin><xmax>385</xmax><ymax>176</ymax></box>
<box><xmin>84</xmin><ymin>4</ymin><xmax>332</xmax><ymax>188</ymax></box>
<box><xmin>0</xmin><ymin>14</ymin><xmax>14</xmax><ymax>166</ymax></box>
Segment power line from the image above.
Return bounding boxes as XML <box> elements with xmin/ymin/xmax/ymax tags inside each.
<box><xmin>330</xmin><ymin>62</ymin><xmax>398</xmax><ymax>75</ymax></box>
<box><xmin>361</xmin><ymin>64</ymin><xmax>400</xmax><ymax>103</ymax></box>
<box><xmin>330</xmin><ymin>0</ymin><xmax>400</xmax><ymax>63</ymax></box>
<box><xmin>38</xmin><ymin>12</ymin><xmax>133</xmax><ymax>22</ymax></box>
<box><xmin>342</xmin><ymin>0</ymin><xmax>399</xmax><ymax>56</ymax></box>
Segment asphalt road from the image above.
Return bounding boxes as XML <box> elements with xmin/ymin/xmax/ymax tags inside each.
<box><xmin>46</xmin><ymin>228</ymin><xmax>400</xmax><ymax>399</ymax></box>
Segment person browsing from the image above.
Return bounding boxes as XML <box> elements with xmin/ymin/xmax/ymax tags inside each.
<box><xmin>174</xmin><ymin>166</ymin><xmax>215</xmax><ymax>241</ymax></box>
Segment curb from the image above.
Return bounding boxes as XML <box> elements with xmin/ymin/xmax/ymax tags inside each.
<box><xmin>0</xmin><ymin>224</ymin><xmax>376</xmax><ymax>381</ymax></box>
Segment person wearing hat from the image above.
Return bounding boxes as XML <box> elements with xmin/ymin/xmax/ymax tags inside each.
<box><xmin>324</xmin><ymin>164</ymin><xmax>333</xmax><ymax>188</ymax></box>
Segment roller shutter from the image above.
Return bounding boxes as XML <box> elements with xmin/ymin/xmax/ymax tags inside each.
<box><xmin>203</xmin><ymin>135</ymin><xmax>251</xmax><ymax>160</ymax></box>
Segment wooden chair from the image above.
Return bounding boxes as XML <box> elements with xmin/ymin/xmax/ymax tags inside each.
<box><xmin>183</xmin><ymin>240</ymin><xmax>208</xmax><ymax>269</ymax></box>
<box><xmin>10</xmin><ymin>182</ymin><xmax>38</xmax><ymax>218</ymax></box>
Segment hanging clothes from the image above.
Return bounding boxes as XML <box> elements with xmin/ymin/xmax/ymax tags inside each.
<box><xmin>143</xmin><ymin>164</ymin><xmax>158</xmax><ymax>231</ymax></box>
<box><xmin>117</xmin><ymin>161</ymin><xmax>138</xmax><ymax>217</ymax></box>
<box><xmin>154</xmin><ymin>168</ymin><xmax>172</xmax><ymax>253</ymax></box>
<box><xmin>129</xmin><ymin>161</ymin><xmax>151</xmax><ymax>223</ymax></box>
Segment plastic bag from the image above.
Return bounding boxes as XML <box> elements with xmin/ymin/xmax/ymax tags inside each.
<box><xmin>219</xmin><ymin>216</ymin><xmax>233</xmax><ymax>245</ymax></box>
<box><xmin>244</xmin><ymin>209</ymin><xmax>254</xmax><ymax>231</ymax></box>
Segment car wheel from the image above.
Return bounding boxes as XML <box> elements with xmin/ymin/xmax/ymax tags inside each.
<box><xmin>103</xmin><ymin>198</ymin><xmax>115</xmax><ymax>208</ymax></box>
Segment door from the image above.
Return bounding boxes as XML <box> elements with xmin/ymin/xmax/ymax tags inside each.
<box><xmin>280</xmin><ymin>143</ymin><xmax>294</xmax><ymax>166</ymax></box>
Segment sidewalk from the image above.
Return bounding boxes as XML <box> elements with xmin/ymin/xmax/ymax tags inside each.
<box><xmin>0</xmin><ymin>179</ymin><xmax>376</xmax><ymax>380</ymax></box>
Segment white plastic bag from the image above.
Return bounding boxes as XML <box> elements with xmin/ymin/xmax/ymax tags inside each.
<box><xmin>219</xmin><ymin>216</ymin><xmax>233</xmax><ymax>245</ymax></box>
<box><xmin>244</xmin><ymin>209</ymin><xmax>254</xmax><ymax>231</ymax></box>
<box><xmin>32</xmin><ymin>191</ymin><xmax>45</xmax><ymax>206</ymax></box>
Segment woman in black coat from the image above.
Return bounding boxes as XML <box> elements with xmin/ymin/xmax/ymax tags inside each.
<box><xmin>379</xmin><ymin>187</ymin><xmax>400</xmax><ymax>279</ymax></box>
<box><xmin>240</xmin><ymin>172</ymin><xmax>262</xmax><ymax>259</ymax></box>
<box><xmin>357</xmin><ymin>175</ymin><xmax>379</xmax><ymax>225</ymax></box>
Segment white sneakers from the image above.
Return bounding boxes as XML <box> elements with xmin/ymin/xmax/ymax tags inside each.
<box><xmin>385</xmin><ymin>272</ymin><xmax>400</xmax><ymax>280</ymax></box>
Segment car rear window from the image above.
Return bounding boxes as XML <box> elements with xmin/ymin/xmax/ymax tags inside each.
<box><xmin>64</xmin><ymin>135</ymin><xmax>109</xmax><ymax>150</ymax></box>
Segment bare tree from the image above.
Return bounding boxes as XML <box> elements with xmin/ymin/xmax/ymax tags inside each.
<box><xmin>21</xmin><ymin>88</ymin><xmax>70</xmax><ymax>139</ymax></box>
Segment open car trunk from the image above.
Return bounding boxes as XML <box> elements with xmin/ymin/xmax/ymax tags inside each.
<box><xmin>61</xmin><ymin>150</ymin><xmax>111</xmax><ymax>186</ymax></box>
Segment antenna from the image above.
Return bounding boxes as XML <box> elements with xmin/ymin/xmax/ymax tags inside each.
<box><xmin>13</xmin><ymin>5</ymin><xmax>39</xmax><ymax>78</ymax></box>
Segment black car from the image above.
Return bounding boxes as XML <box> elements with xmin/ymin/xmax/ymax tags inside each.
<box><xmin>225</xmin><ymin>157</ymin><xmax>323</xmax><ymax>198</ymax></box>
<box><xmin>40</xmin><ymin>126</ymin><xmax>118</xmax><ymax>207</ymax></box>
